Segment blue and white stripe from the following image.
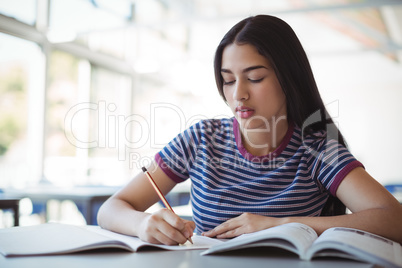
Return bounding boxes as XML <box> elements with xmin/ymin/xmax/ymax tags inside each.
<box><xmin>156</xmin><ymin>118</ymin><xmax>362</xmax><ymax>234</ymax></box>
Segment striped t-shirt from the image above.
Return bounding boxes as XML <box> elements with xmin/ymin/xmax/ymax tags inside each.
<box><xmin>155</xmin><ymin>118</ymin><xmax>363</xmax><ymax>234</ymax></box>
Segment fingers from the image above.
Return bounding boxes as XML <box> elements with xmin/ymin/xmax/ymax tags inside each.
<box><xmin>202</xmin><ymin>217</ymin><xmax>243</xmax><ymax>238</ymax></box>
<box><xmin>161</xmin><ymin>210</ymin><xmax>196</xmax><ymax>240</ymax></box>
<box><xmin>202</xmin><ymin>213</ymin><xmax>271</xmax><ymax>239</ymax></box>
<box><xmin>141</xmin><ymin>209</ymin><xmax>195</xmax><ymax>245</ymax></box>
<box><xmin>184</xmin><ymin>220</ymin><xmax>196</xmax><ymax>236</ymax></box>
<box><xmin>204</xmin><ymin>227</ymin><xmax>242</xmax><ymax>239</ymax></box>
<box><xmin>183</xmin><ymin>220</ymin><xmax>196</xmax><ymax>241</ymax></box>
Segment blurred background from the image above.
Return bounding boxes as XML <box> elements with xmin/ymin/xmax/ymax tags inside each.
<box><xmin>0</xmin><ymin>0</ymin><xmax>402</xmax><ymax>227</ymax></box>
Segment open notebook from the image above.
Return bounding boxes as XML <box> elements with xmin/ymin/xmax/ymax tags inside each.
<box><xmin>0</xmin><ymin>223</ymin><xmax>223</xmax><ymax>256</ymax></box>
<box><xmin>1</xmin><ymin>222</ymin><xmax>401</xmax><ymax>268</ymax></box>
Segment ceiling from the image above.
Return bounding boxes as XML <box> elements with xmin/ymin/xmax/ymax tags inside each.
<box><xmin>89</xmin><ymin>0</ymin><xmax>402</xmax><ymax>62</ymax></box>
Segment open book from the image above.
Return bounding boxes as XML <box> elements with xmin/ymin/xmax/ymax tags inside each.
<box><xmin>0</xmin><ymin>223</ymin><xmax>222</xmax><ymax>257</ymax></box>
<box><xmin>1</xmin><ymin>222</ymin><xmax>401</xmax><ymax>267</ymax></box>
<box><xmin>201</xmin><ymin>222</ymin><xmax>402</xmax><ymax>268</ymax></box>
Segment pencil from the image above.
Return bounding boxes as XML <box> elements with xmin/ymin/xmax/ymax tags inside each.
<box><xmin>142</xmin><ymin>167</ymin><xmax>193</xmax><ymax>244</ymax></box>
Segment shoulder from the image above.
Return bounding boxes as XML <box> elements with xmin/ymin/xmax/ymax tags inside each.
<box><xmin>187</xmin><ymin>117</ymin><xmax>234</xmax><ymax>135</ymax></box>
<box><xmin>191</xmin><ymin>117</ymin><xmax>234</xmax><ymax>129</ymax></box>
<box><xmin>298</xmin><ymin>127</ymin><xmax>356</xmax><ymax>169</ymax></box>
<box><xmin>300</xmin><ymin>128</ymin><xmax>345</xmax><ymax>153</ymax></box>
<box><xmin>171</xmin><ymin>118</ymin><xmax>234</xmax><ymax>147</ymax></box>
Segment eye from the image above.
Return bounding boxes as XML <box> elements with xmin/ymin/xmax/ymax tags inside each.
<box><xmin>223</xmin><ymin>80</ymin><xmax>235</xmax><ymax>86</ymax></box>
<box><xmin>249</xmin><ymin>78</ymin><xmax>264</xmax><ymax>83</ymax></box>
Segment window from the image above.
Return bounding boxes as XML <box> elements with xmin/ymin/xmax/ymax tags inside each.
<box><xmin>0</xmin><ymin>33</ymin><xmax>44</xmax><ymax>188</ymax></box>
<box><xmin>0</xmin><ymin>0</ymin><xmax>36</xmax><ymax>25</ymax></box>
<box><xmin>1</xmin><ymin>1</ymin><xmax>401</xmax><ymax>190</ymax></box>
<box><xmin>44</xmin><ymin>50</ymin><xmax>82</xmax><ymax>186</ymax></box>
<box><xmin>44</xmin><ymin>52</ymin><xmax>133</xmax><ymax>186</ymax></box>
<box><xmin>88</xmin><ymin>66</ymin><xmax>132</xmax><ymax>185</ymax></box>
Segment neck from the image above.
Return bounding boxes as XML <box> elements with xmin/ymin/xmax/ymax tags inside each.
<box><xmin>240</xmin><ymin>117</ymin><xmax>289</xmax><ymax>156</ymax></box>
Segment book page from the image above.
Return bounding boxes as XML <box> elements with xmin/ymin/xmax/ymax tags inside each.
<box><xmin>0</xmin><ymin>223</ymin><xmax>222</xmax><ymax>257</ymax></box>
<box><xmin>201</xmin><ymin>222</ymin><xmax>318</xmax><ymax>256</ymax></box>
<box><xmin>306</xmin><ymin>227</ymin><xmax>402</xmax><ymax>267</ymax></box>
<box><xmin>0</xmin><ymin>223</ymin><xmax>131</xmax><ymax>256</ymax></box>
<box><xmin>86</xmin><ymin>226</ymin><xmax>224</xmax><ymax>251</ymax></box>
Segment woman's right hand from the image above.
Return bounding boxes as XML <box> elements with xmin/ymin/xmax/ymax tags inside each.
<box><xmin>97</xmin><ymin>161</ymin><xmax>195</xmax><ymax>244</ymax></box>
<box><xmin>138</xmin><ymin>208</ymin><xmax>195</xmax><ymax>245</ymax></box>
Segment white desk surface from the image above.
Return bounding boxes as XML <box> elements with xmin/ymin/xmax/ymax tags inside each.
<box><xmin>0</xmin><ymin>248</ymin><xmax>376</xmax><ymax>268</ymax></box>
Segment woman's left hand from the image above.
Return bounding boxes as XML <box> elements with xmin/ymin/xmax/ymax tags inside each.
<box><xmin>202</xmin><ymin>213</ymin><xmax>286</xmax><ymax>239</ymax></box>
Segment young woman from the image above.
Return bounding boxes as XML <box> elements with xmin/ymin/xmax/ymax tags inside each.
<box><xmin>97</xmin><ymin>15</ymin><xmax>402</xmax><ymax>245</ymax></box>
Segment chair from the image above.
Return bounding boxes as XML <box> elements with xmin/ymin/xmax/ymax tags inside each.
<box><xmin>384</xmin><ymin>184</ymin><xmax>402</xmax><ymax>204</ymax></box>
<box><xmin>320</xmin><ymin>195</ymin><xmax>346</xmax><ymax>216</ymax></box>
<box><xmin>0</xmin><ymin>198</ymin><xmax>20</xmax><ymax>226</ymax></box>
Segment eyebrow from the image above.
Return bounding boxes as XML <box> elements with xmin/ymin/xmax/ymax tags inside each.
<box><xmin>221</xmin><ymin>65</ymin><xmax>268</xmax><ymax>74</ymax></box>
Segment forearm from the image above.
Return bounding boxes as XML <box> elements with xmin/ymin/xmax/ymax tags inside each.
<box><xmin>288</xmin><ymin>167</ymin><xmax>402</xmax><ymax>243</ymax></box>
<box><xmin>97</xmin><ymin>198</ymin><xmax>150</xmax><ymax>237</ymax></box>
<box><xmin>97</xmin><ymin>197</ymin><xmax>196</xmax><ymax>245</ymax></box>
<box><xmin>286</xmin><ymin>206</ymin><xmax>402</xmax><ymax>243</ymax></box>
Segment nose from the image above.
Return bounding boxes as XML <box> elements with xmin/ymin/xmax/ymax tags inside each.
<box><xmin>233</xmin><ymin>80</ymin><xmax>249</xmax><ymax>101</ymax></box>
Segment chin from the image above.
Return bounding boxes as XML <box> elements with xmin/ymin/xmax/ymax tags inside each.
<box><xmin>239</xmin><ymin>121</ymin><xmax>266</xmax><ymax>131</ymax></box>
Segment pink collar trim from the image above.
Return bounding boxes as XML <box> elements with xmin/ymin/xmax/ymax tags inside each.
<box><xmin>233</xmin><ymin>118</ymin><xmax>294</xmax><ymax>162</ymax></box>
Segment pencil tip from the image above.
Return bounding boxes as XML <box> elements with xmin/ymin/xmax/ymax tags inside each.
<box><xmin>141</xmin><ymin>167</ymin><xmax>147</xmax><ymax>172</ymax></box>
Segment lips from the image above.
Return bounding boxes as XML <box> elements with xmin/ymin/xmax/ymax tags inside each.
<box><xmin>235</xmin><ymin>106</ymin><xmax>254</xmax><ymax>119</ymax></box>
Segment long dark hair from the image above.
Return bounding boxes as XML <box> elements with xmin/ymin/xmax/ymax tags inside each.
<box><xmin>214</xmin><ymin>15</ymin><xmax>346</xmax><ymax>215</ymax></box>
<box><xmin>214</xmin><ymin>14</ymin><xmax>346</xmax><ymax>147</ymax></box>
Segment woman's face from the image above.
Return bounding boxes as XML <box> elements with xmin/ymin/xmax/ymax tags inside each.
<box><xmin>221</xmin><ymin>43</ymin><xmax>287</xmax><ymax>130</ymax></box>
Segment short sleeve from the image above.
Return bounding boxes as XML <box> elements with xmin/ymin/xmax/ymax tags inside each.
<box><xmin>155</xmin><ymin>122</ymin><xmax>202</xmax><ymax>183</ymax></box>
<box><xmin>306</xmin><ymin>136</ymin><xmax>364</xmax><ymax>196</ymax></box>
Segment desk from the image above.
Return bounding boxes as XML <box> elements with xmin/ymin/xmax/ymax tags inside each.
<box><xmin>2</xmin><ymin>184</ymin><xmax>193</xmax><ymax>225</ymax></box>
<box><xmin>0</xmin><ymin>248</ymin><xmax>376</xmax><ymax>268</ymax></box>
<box><xmin>2</xmin><ymin>186</ymin><xmax>120</xmax><ymax>225</ymax></box>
